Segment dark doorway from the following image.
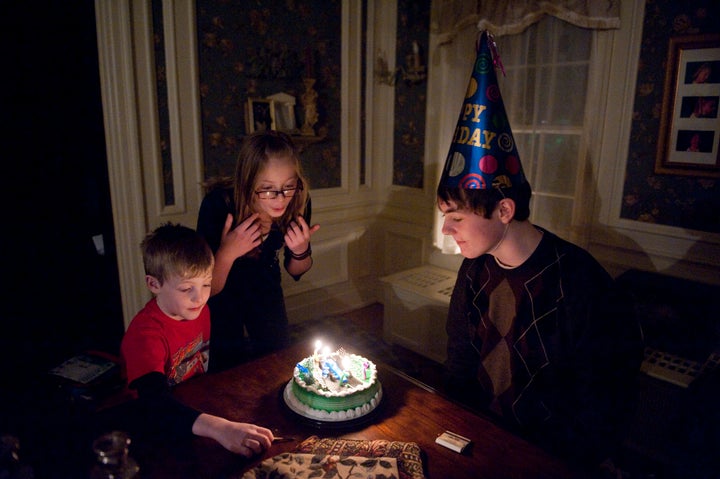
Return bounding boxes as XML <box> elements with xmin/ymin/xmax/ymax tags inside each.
<box><xmin>2</xmin><ymin>1</ymin><xmax>123</xmax><ymax>385</ymax></box>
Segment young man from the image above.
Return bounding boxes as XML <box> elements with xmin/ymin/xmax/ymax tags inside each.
<box><xmin>120</xmin><ymin>223</ymin><xmax>273</xmax><ymax>456</ymax></box>
<box><xmin>437</xmin><ymin>31</ymin><xmax>644</xmax><ymax>470</ymax></box>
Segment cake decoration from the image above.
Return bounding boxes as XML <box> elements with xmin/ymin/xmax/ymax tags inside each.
<box><xmin>283</xmin><ymin>339</ymin><xmax>382</xmax><ymax>422</ymax></box>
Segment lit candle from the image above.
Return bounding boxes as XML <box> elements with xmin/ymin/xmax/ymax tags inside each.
<box><xmin>313</xmin><ymin>339</ymin><xmax>322</xmax><ymax>361</ymax></box>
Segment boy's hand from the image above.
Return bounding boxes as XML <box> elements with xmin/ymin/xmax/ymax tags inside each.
<box><xmin>194</xmin><ymin>414</ymin><xmax>273</xmax><ymax>457</ymax></box>
<box><xmin>284</xmin><ymin>216</ymin><xmax>320</xmax><ymax>257</ymax></box>
<box><xmin>219</xmin><ymin>422</ymin><xmax>274</xmax><ymax>457</ymax></box>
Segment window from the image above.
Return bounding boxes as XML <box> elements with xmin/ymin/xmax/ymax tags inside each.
<box><xmin>500</xmin><ymin>17</ymin><xmax>591</xmax><ymax>238</ymax></box>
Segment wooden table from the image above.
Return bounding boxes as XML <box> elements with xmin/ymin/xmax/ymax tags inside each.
<box><xmin>129</xmin><ymin>342</ymin><xmax>581</xmax><ymax>478</ymax></box>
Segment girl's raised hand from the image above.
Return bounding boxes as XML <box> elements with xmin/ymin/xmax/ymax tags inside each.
<box><xmin>220</xmin><ymin>213</ymin><xmax>262</xmax><ymax>259</ymax></box>
<box><xmin>284</xmin><ymin>215</ymin><xmax>320</xmax><ymax>257</ymax></box>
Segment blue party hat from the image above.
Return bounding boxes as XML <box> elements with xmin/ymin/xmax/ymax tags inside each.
<box><xmin>439</xmin><ymin>31</ymin><xmax>526</xmax><ymax>190</ymax></box>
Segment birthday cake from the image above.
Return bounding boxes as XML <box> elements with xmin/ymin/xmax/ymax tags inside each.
<box><xmin>283</xmin><ymin>346</ymin><xmax>382</xmax><ymax>422</ymax></box>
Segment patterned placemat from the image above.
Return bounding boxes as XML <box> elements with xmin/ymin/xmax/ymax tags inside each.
<box><xmin>294</xmin><ymin>435</ymin><xmax>426</xmax><ymax>479</ymax></box>
<box><xmin>241</xmin><ymin>453</ymin><xmax>400</xmax><ymax>479</ymax></box>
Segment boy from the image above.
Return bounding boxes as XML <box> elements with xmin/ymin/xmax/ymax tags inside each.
<box><xmin>121</xmin><ymin>223</ymin><xmax>273</xmax><ymax>456</ymax></box>
<box><xmin>437</xmin><ymin>32</ymin><xmax>643</xmax><ymax>471</ymax></box>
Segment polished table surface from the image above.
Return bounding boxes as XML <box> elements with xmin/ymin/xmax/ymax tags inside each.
<box><xmin>131</xmin><ymin>342</ymin><xmax>582</xmax><ymax>478</ymax></box>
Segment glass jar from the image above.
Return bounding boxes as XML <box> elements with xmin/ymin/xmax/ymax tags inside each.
<box><xmin>0</xmin><ymin>434</ymin><xmax>34</xmax><ymax>479</ymax></box>
<box><xmin>89</xmin><ymin>431</ymin><xmax>139</xmax><ymax>479</ymax></box>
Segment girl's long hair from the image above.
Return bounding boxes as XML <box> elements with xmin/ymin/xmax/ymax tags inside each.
<box><xmin>232</xmin><ymin>131</ymin><xmax>309</xmax><ymax>232</ymax></box>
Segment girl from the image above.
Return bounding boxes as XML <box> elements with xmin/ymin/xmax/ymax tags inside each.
<box><xmin>197</xmin><ymin>131</ymin><xmax>319</xmax><ymax>372</ymax></box>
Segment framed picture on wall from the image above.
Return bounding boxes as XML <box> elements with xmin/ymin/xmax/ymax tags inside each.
<box><xmin>247</xmin><ymin>99</ymin><xmax>275</xmax><ymax>133</ymax></box>
<box><xmin>655</xmin><ymin>33</ymin><xmax>720</xmax><ymax>178</ymax></box>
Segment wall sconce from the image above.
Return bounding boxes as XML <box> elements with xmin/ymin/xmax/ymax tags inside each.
<box><xmin>375</xmin><ymin>42</ymin><xmax>427</xmax><ymax>86</ymax></box>
<box><xmin>400</xmin><ymin>41</ymin><xmax>427</xmax><ymax>84</ymax></box>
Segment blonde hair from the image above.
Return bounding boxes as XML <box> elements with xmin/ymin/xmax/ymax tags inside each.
<box><xmin>141</xmin><ymin>223</ymin><xmax>213</xmax><ymax>283</ymax></box>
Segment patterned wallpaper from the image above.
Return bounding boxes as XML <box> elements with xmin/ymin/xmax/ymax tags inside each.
<box><xmin>622</xmin><ymin>0</ymin><xmax>720</xmax><ymax>233</ymax></box>
<box><xmin>152</xmin><ymin>0</ymin><xmax>173</xmax><ymax>206</ymax></box>
<box><xmin>195</xmin><ymin>1</ymin><xmax>429</xmax><ymax>192</ymax></box>
<box><xmin>393</xmin><ymin>0</ymin><xmax>430</xmax><ymax>188</ymax></box>
<box><xmin>191</xmin><ymin>0</ymin><xmax>720</xmax><ymax>236</ymax></box>
<box><xmin>195</xmin><ymin>1</ymin><xmax>342</xmax><ymax>188</ymax></box>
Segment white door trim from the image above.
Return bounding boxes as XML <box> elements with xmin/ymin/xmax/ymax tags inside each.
<box><xmin>95</xmin><ymin>0</ymin><xmax>205</xmax><ymax>328</ymax></box>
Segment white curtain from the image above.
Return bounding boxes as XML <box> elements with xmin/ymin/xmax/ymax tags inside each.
<box><xmin>431</xmin><ymin>0</ymin><xmax>620</xmax><ymax>44</ymax></box>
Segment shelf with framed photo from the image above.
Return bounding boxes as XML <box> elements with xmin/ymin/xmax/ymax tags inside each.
<box><xmin>247</xmin><ymin>98</ymin><xmax>276</xmax><ymax>133</ymax></box>
<box><xmin>246</xmin><ymin>92</ymin><xmax>325</xmax><ymax>150</ymax></box>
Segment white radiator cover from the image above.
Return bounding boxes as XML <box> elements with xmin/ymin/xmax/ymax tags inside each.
<box><xmin>380</xmin><ymin>266</ymin><xmax>455</xmax><ymax>364</ymax></box>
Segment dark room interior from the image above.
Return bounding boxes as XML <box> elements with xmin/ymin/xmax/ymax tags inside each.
<box><xmin>3</xmin><ymin>0</ymin><xmax>123</xmax><ymax>407</ymax></box>
<box><xmin>1</xmin><ymin>1</ymin><xmax>719</xmax><ymax>478</ymax></box>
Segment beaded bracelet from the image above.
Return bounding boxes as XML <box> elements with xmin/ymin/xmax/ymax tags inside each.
<box><xmin>289</xmin><ymin>245</ymin><xmax>312</xmax><ymax>260</ymax></box>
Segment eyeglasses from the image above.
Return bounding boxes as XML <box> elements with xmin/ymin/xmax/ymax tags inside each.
<box><xmin>254</xmin><ymin>186</ymin><xmax>301</xmax><ymax>200</ymax></box>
